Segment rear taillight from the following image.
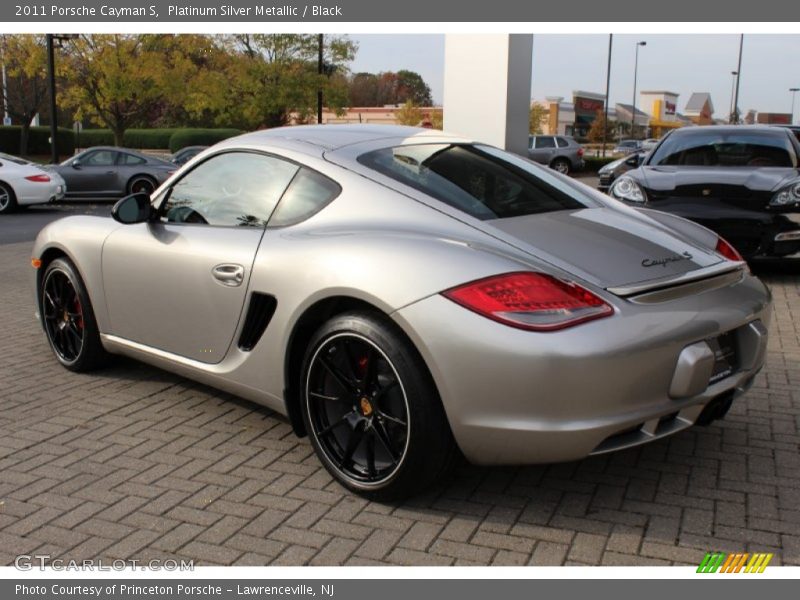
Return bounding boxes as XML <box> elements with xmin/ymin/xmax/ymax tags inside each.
<box><xmin>25</xmin><ymin>174</ymin><xmax>51</xmax><ymax>183</ymax></box>
<box><xmin>442</xmin><ymin>272</ymin><xmax>614</xmax><ymax>331</ymax></box>
<box><xmin>577</xmin><ymin>147</ymin><xmax>585</xmax><ymax>158</ymax></box>
<box><xmin>715</xmin><ymin>236</ymin><xmax>744</xmax><ymax>262</ymax></box>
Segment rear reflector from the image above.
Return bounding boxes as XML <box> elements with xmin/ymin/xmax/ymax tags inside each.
<box><xmin>25</xmin><ymin>174</ymin><xmax>51</xmax><ymax>183</ymax></box>
<box><xmin>715</xmin><ymin>236</ymin><xmax>744</xmax><ymax>262</ymax></box>
<box><xmin>442</xmin><ymin>272</ymin><xmax>614</xmax><ymax>331</ymax></box>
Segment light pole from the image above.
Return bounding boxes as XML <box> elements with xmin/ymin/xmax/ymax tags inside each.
<box><xmin>729</xmin><ymin>71</ymin><xmax>738</xmax><ymax>124</ymax></box>
<box><xmin>732</xmin><ymin>34</ymin><xmax>744</xmax><ymax>124</ymax></box>
<box><xmin>46</xmin><ymin>34</ymin><xmax>77</xmax><ymax>164</ymax></box>
<box><xmin>602</xmin><ymin>34</ymin><xmax>613</xmax><ymax>158</ymax></box>
<box><xmin>317</xmin><ymin>34</ymin><xmax>323</xmax><ymax>124</ymax></box>
<box><xmin>791</xmin><ymin>88</ymin><xmax>800</xmax><ymax>125</ymax></box>
<box><xmin>631</xmin><ymin>40</ymin><xmax>646</xmax><ymax>140</ymax></box>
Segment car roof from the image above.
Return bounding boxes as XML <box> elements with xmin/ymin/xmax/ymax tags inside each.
<box><xmin>670</xmin><ymin>125</ymin><xmax>791</xmax><ymax>137</ymax></box>
<box><xmin>227</xmin><ymin>124</ymin><xmax>463</xmax><ymax>152</ymax></box>
<box><xmin>81</xmin><ymin>146</ymin><xmax>149</xmax><ymax>156</ymax></box>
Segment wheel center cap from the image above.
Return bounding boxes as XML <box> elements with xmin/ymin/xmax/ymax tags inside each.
<box><xmin>359</xmin><ymin>397</ymin><xmax>374</xmax><ymax>417</ymax></box>
<box><xmin>62</xmin><ymin>310</ymin><xmax>69</xmax><ymax>323</ymax></box>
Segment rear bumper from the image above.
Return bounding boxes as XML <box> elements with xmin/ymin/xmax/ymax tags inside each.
<box><xmin>393</xmin><ymin>272</ymin><xmax>771</xmax><ymax>465</ymax></box>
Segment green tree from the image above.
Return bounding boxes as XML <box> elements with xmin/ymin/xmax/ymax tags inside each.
<box><xmin>529</xmin><ymin>103</ymin><xmax>547</xmax><ymax>134</ymax></box>
<box><xmin>0</xmin><ymin>35</ymin><xmax>49</xmax><ymax>156</ymax></box>
<box><xmin>395</xmin><ymin>70</ymin><xmax>432</xmax><ymax>105</ymax></box>
<box><xmin>211</xmin><ymin>34</ymin><xmax>356</xmax><ymax>129</ymax></box>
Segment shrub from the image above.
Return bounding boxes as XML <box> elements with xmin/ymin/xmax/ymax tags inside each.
<box><xmin>0</xmin><ymin>126</ymin><xmax>75</xmax><ymax>157</ymax></box>
<box><xmin>78</xmin><ymin>129</ymin><xmax>115</xmax><ymax>147</ymax></box>
<box><xmin>124</xmin><ymin>128</ymin><xmax>180</xmax><ymax>149</ymax></box>
<box><xmin>169</xmin><ymin>128</ymin><xmax>243</xmax><ymax>153</ymax></box>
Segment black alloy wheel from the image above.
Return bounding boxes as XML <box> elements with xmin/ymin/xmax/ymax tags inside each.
<box><xmin>306</xmin><ymin>333</ymin><xmax>410</xmax><ymax>485</ymax></box>
<box><xmin>40</xmin><ymin>258</ymin><xmax>111</xmax><ymax>372</ymax></box>
<box><xmin>42</xmin><ymin>268</ymin><xmax>85</xmax><ymax>363</ymax></box>
<box><xmin>301</xmin><ymin>312</ymin><xmax>457</xmax><ymax>500</ymax></box>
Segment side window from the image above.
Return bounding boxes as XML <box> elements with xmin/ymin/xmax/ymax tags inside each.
<box><xmin>268</xmin><ymin>168</ymin><xmax>340</xmax><ymax>228</ymax></box>
<box><xmin>82</xmin><ymin>150</ymin><xmax>117</xmax><ymax>166</ymax></box>
<box><xmin>528</xmin><ymin>137</ymin><xmax>535</xmax><ymax>149</ymax></box>
<box><xmin>556</xmin><ymin>137</ymin><xmax>569</xmax><ymax>148</ymax></box>
<box><xmin>119</xmin><ymin>153</ymin><xmax>146</xmax><ymax>166</ymax></box>
<box><xmin>536</xmin><ymin>137</ymin><xmax>556</xmax><ymax>149</ymax></box>
<box><xmin>161</xmin><ymin>152</ymin><xmax>299</xmax><ymax>227</ymax></box>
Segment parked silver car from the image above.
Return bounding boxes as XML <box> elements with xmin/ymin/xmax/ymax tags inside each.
<box><xmin>52</xmin><ymin>146</ymin><xmax>175</xmax><ymax>199</ymax></box>
<box><xmin>527</xmin><ymin>135</ymin><xmax>585</xmax><ymax>174</ymax></box>
<box><xmin>32</xmin><ymin>125</ymin><xmax>771</xmax><ymax>499</ymax></box>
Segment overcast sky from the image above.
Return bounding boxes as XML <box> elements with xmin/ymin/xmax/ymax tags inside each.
<box><xmin>349</xmin><ymin>34</ymin><xmax>800</xmax><ymax>118</ymax></box>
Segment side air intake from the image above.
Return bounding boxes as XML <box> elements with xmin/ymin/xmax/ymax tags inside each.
<box><xmin>237</xmin><ymin>293</ymin><xmax>277</xmax><ymax>351</ymax></box>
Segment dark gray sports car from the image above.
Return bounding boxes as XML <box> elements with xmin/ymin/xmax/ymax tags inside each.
<box><xmin>52</xmin><ymin>146</ymin><xmax>175</xmax><ymax>199</ymax></box>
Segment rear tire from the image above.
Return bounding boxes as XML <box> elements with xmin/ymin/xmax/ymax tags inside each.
<box><xmin>41</xmin><ymin>257</ymin><xmax>111</xmax><ymax>372</ymax></box>
<box><xmin>551</xmin><ymin>158</ymin><xmax>571</xmax><ymax>175</ymax></box>
<box><xmin>127</xmin><ymin>175</ymin><xmax>156</xmax><ymax>196</ymax></box>
<box><xmin>0</xmin><ymin>182</ymin><xmax>18</xmax><ymax>214</ymax></box>
<box><xmin>300</xmin><ymin>311</ymin><xmax>457</xmax><ymax>500</ymax></box>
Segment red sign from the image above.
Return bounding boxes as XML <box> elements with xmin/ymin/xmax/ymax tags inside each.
<box><xmin>574</xmin><ymin>97</ymin><xmax>604</xmax><ymax>115</ymax></box>
<box><xmin>664</xmin><ymin>101</ymin><xmax>676</xmax><ymax>115</ymax></box>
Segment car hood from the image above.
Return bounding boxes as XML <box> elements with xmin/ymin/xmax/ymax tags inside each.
<box><xmin>639</xmin><ymin>165</ymin><xmax>798</xmax><ymax>192</ymax></box>
<box><xmin>484</xmin><ymin>207</ymin><xmax>723</xmax><ymax>291</ymax></box>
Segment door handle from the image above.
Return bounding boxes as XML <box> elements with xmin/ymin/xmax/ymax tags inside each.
<box><xmin>212</xmin><ymin>264</ymin><xmax>245</xmax><ymax>287</ymax></box>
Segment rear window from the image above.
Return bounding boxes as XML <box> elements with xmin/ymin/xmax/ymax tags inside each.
<box><xmin>556</xmin><ymin>137</ymin><xmax>569</xmax><ymax>148</ymax></box>
<box><xmin>650</xmin><ymin>130</ymin><xmax>797</xmax><ymax>167</ymax></box>
<box><xmin>357</xmin><ymin>143</ymin><xmax>597</xmax><ymax>220</ymax></box>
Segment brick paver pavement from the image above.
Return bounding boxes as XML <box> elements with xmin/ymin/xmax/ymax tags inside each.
<box><xmin>1</xmin><ymin>240</ymin><xmax>798</xmax><ymax>566</ymax></box>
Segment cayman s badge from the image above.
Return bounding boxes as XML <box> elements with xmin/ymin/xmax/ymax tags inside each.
<box><xmin>642</xmin><ymin>251</ymin><xmax>693</xmax><ymax>268</ymax></box>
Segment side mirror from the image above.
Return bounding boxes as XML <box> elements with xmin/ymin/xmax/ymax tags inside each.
<box><xmin>71</xmin><ymin>159</ymin><xmax>81</xmax><ymax>169</ymax></box>
<box><xmin>625</xmin><ymin>154</ymin><xmax>641</xmax><ymax>167</ymax></box>
<box><xmin>112</xmin><ymin>192</ymin><xmax>153</xmax><ymax>224</ymax></box>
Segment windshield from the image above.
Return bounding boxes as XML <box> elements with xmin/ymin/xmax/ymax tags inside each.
<box><xmin>357</xmin><ymin>143</ymin><xmax>599</xmax><ymax>221</ymax></box>
<box><xmin>649</xmin><ymin>130</ymin><xmax>797</xmax><ymax>168</ymax></box>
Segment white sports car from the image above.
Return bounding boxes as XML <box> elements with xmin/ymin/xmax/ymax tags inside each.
<box><xmin>0</xmin><ymin>152</ymin><xmax>66</xmax><ymax>214</ymax></box>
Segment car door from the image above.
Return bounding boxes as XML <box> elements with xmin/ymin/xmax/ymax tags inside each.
<box><xmin>101</xmin><ymin>150</ymin><xmax>300</xmax><ymax>364</ymax></box>
<box><xmin>63</xmin><ymin>149</ymin><xmax>120</xmax><ymax>196</ymax></box>
<box><xmin>529</xmin><ymin>136</ymin><xmax>557</xmax><ymax>165</ymax></box>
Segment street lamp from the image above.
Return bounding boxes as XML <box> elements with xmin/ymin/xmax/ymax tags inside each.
<box><xmin>729</xmin><ymin>71</ymin><xmax>738</xmax><ymax>124</ymax></box>
<box><xmin>791</xmin><ymin>88</ymin><xmax>800</xmax><ymax>125</ymax></box>
<box><xmin>46</xmin><ymin>34</ymin><xmax>77</xmax><ymax>164</ymax></box>
<box><xmin>631</xmin><ymin>41</ymin><xmax>646</xmax><ymax>139</ymax></box>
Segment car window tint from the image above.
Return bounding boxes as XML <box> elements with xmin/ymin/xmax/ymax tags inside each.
<box><xmin>119</xmin><ymin>153</ymin><xmax>146</xmax><ymax>166</ymax></box>
<box><xmin>82</xmin><ymin>150</ymin><xmax>116</xmax><ymax>166</ymax></box>
<box><xmin>556</xmin><ymin>137</ymin><xmax>569</xmax><ymax>148</ymax></box>
<box><xmin>357</xmin><ymin>143</ymin><xmax>597</xmax><ymax>221</ymax></box>
<box><xmin>536</xmin><ymin>137</ymin><xmax>556</xmax><ymax>149</ymax></box>
<box><xmin>162</xmin><ymin>152</ymin><xmax>299</xmax><ymax>227</ymax></box>
<box><xmin>268</xmin><ymin>168</ymin><xmax>340</xmax><ymax>228</ymax></box>
<box><xmin>650</xmin><ymin>131</ymin><xmax>797</xmax><ymax>167</ymax></box>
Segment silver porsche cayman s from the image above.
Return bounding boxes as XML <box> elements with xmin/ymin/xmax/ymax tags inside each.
<box><xmin>32</xmin><ymin>125</ymin><xmax>771</xmax><ymax>499</ymax></box>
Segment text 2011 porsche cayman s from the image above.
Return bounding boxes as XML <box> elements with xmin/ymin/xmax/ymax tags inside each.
<box><xmin>32</xmin><ymin>125</ymin><xmax>771</xmax><ymax>499</ymax></box>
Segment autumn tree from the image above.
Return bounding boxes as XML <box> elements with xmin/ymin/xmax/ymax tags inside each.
<box><xmin>61</xmin><ymin>35</ymin><xmax>184</xmax><ymax>146</ymax></box>
<box><xmin>347</xmin><ymin>70</ymin><xmax>432</xmax><ymax>107</ymax></box>
<box><xmin>395</xmin><ymin>100</ymin><xmax>423</xmax><ymax>126</ymax></box>
<box><xmin>529</xmin><ymin>103</ymin><xmax>547</xmax><ymax>134</ymax></box>
<box><xmin>587</xmin><ymin>109</ymin><xmax>616</xmax><ymax>143</ymax></box>
<box><xmin>0</xmin><ymin>35</ymin><xmax>49</xmax><ymax>155</ymax></box>
<box><xmin>348</xmin><ymin>72</ymin><xmax>379</xmax><ymax>106</ymax></box>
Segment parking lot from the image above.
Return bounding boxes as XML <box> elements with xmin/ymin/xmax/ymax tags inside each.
<box><xmin>0</xmin><ymin>204</ymin><xmax>799</xmax><ymax>567</ymax></box>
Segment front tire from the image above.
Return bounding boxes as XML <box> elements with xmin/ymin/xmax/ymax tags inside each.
<box><xmin>0</xmin><ymin>182</ymin><xmax>18</xmax><ymax>214</ymax></box>
<box><xmin>41</xmin><ymin>258</ymin><xmax>110</xmax><ymax>372</ymax></box>
<box><xmin>300</xmin><ymin>311</ymin><xmax>457</xmax><ymax>500</ymax></box>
